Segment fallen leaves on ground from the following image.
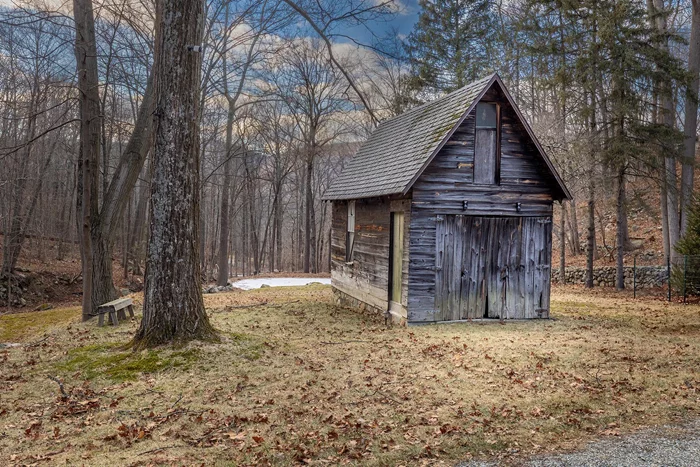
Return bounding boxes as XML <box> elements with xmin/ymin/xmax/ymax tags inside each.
<box><xmin>0</xmin><ymin>284</ymin><xmax>698</xmax><ymax>466</ymax></box>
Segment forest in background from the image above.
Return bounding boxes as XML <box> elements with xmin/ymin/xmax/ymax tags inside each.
<box><xmin>1</xmin><ymin>0</ymin><xmax>699</xmax><ymax>306</ymax></box>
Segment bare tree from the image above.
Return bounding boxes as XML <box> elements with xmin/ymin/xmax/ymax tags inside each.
<box><xmin>275</xmin><ymin>38</ymin><xmax>352</xmax><ymax>273</ymax></box>
<box><xmin>132</xmin><ymin>0</ymin><xmax>217</xmax><ymax>348</ymax></box>
<box><xmin>681</xmin><ymin>0</ymin><xmax>700</xmax><ymax>236</ymax></box>
<box><xmin>73</xmin><ymin>0</ymin><xmax>102</xmax><ymax>319</ymax></box>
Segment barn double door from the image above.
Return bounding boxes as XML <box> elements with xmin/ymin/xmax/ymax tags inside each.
<box><xmin>435</xmin><ymin>216</ymin><xmax>551</xmax><ymax>320</ymax></box>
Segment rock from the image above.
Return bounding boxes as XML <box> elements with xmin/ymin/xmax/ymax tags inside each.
<box><xmin>120</xmin><ymin>288</ymin><xmax>130</xmax><ymax>296</ymax></box>
<box><xmin>260</xmin><ymin>284</ymin><xmax>270</xmax><ymax>288</ymax></box>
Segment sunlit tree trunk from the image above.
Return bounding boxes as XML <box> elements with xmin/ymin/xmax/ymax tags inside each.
<box><xmin>73</xmin><ymin>0</ymin><xmax>101</xmax><ymax>320</ymax></box>
<box><xmin>132</xmin><ymin>0</ymin><xmax>217</xmax><ymax>348</ymax></box>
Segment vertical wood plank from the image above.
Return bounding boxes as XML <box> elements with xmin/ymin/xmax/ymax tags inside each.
<box><xmin>434</xmin><ymin>215</ymin><xmax>445</xmax><ymax>321</ymax></box>
<box><xmin>475</xmin><ymin>218</ymin><xmax>490</xmax><ymax>318</ymax></box>
<box><xmin>459</xmin><ymin>216</ymin><xmax>474</xmax><ymax>319</ymax></box>
<box><xmin>474</xmin><ymin>129</ymin><xmax>497</xmax><ymax>184</ymax></box>
<box><xmin>505</xmin><ymin>218</ymin><xmax>524</xmax><ymax>318</ymax></box>
<box><xmin>447</xmin><ymin>216</ymin><xmax>463</xmax><ymax>320</ymax></box>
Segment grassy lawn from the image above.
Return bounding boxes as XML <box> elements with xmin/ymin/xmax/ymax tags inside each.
<box><xmin>1</xmin><ymin>285</ymin><xmax>698</xmax><ymax>466</ymax></box>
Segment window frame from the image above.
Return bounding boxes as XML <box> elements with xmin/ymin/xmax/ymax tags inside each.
<box><xmin>473</xmin><ymin>102</ymin><xmax>501</xmax><ymax>185</ymax></box>
<box><xmin>345</xmin><ymin>200</ymin><xmax>356</xmax><ymax>263</ymax></box>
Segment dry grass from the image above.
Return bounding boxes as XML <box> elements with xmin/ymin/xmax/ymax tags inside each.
<box><xmin>1</xmin><ymin>284</ymin><xmax>699</xmax><ymax>466</ymax></box>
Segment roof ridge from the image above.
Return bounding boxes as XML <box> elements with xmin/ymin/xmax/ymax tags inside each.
<box><xmin>377</xmin><ymin>73</ymin><xmax>497</xmax><ymax>127</ymax></box>
<box><xmin>323</xmin><ymin>73</ymin><xmax>505</xmax><ymax>201</ymax></box>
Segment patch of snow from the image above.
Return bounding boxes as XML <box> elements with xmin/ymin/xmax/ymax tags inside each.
<box><xmin>231</xmin><ymin>277</ymin><xmax>331</xmax><ymax>290</ymax></box>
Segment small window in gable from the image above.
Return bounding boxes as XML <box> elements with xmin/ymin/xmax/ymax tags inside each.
<box><xmin>346</xmin><ymin>201</ymin><xmax>356</xmax><ymax>262</ymax></box>
<box><xmin>474</xmin><ymin>102</ymin><xmax>500</xmax><ymax>185</ymax></box>
<box><xmin>476</xmin><ymin>102</ymin><xmax>497</xmax><ymax>128</ymax></box>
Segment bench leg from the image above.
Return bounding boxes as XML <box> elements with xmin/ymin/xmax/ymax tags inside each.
<box><xmin>98</xmin><ymin>313</ymin><xmax>105</xmax><ymax>327</ymax></box>
<box><xmin>117</xmin><ymin>308</ymin><xmax>127</xmax><ymax>321</ymax></box>
<box><xmin>109</xmin><ymin>310</ymin><xmax>118</xmax><ymax>326</ymax></box>
<box><xmin>128</xmin><ymin>305</ymin><xmax>135</xmax><ymax>318</ymax></box>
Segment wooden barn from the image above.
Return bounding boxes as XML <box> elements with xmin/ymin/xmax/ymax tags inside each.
<box><xmin>323</xmin><ymin>74</ymin><xmax>571</xmax><ymax>325</ymax></box>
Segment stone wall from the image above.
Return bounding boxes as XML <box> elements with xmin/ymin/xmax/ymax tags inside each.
<box><xmin>551</xmin><ymin>266</ymin><xmax>667</xmax><ymax>288</ymax></box>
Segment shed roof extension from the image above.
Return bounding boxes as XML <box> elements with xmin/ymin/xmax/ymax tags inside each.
<box><xmin>323</xmin><ymin>74</ymin><xmax>571</xmax><ymax>201</ymax></box>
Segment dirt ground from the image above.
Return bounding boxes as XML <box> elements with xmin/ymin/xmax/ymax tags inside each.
<box><xmin>0</xmin><ymin>285</ymin><xmax>698</xmax><ymax>466</ymax></box>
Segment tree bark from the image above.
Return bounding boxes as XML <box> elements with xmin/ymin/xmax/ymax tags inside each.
<box><xmin>88</xmin><ymin>76</ymin><xmax>155</xmax><ymax>314</ymax></box>
<box><xmin>586</xmin><ymin>181</ymin><xmax>595</xmax><ymax>288</ymax></box>
<box><xmin>128</xmin><ymin>161</ymin><xmax>152</xmax><ymax>275</ymax></box>
<box><xmin>276</xmin><ymin>190</ymin><xmax>282</xmax><ymax>271</ymax></box>
<box><xmin>132</xmin><ymin>0</ymin><xmax>217</xmax><ymax>348</ymax></box>
<box><xmin>681</xmin><ymin>0</ymin><xmax>700</xmax><ymax>236</ymax></box>
<box><xmin>559</xmin><ymin>202</ymin><xmax>566</xmax><ymax>284</ymax></box>
<box><xmin>616</xmin><ymin>165</ymin><xmax>626</xmax><ymax>290</ymax></box>
<box><xmin>652</xmin><ymin>0</ymin><xmax>680</xmax><ymax>258</ymax></box>
<box><xmin>73</xmin><ymin>0</ymin><xmax>101</xmax><ymax>321</ymax></box>
<box><xmin>568</xmin><ymin>198</ymin><xmax>581</xmax><ymax>255</ymax></box>
<box><xmin>217</xmin><ymin>104</ymin><xmax>234</xmax><ymax>286</ymax></box>
<box><xmin>303</xmin><ymin>142</ymin><xmax>317</xmax><ymax>274</ymax></box>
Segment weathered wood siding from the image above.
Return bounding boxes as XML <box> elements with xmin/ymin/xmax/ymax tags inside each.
<box><xmin>408</xmin><ymin>83</ymin><xmax>556</xmax><ymax>322</ymax></box>
<box><xmin>411</xmin><ymin>85</ymin><xmax>555</xmax><ymax>217</ymax></box>
<box><xmin>331</xmin><ymin>198</ymin><xmax>410</xmax><ymax>315</ymax></box>
<box><xmin>434</xmin><ymin>216</ymin><xmax>552</xmax><ymax>321</ymax></box>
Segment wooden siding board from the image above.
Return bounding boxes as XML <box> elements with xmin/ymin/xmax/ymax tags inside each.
<box><xmin>407</xmin><ymin>83</ymin><xmax>557</xmax><ymax>322</ymax></box>
<box><xmin>420</xmin><ymin>215</ymin><xmax>551</xmax><ymax>321</ymax></box>
<box><xmin>331</xmin><ymin>200</ymin><xmax>391</xmax><ymax>309</ymax></box>
<box><xmin>331</xmin><ymin>197</ymin><xmax>412</xmax><ymax>314</ymax></box>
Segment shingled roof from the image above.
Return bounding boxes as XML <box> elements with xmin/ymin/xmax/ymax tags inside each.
<box><xmin>323</xmin><ymin>74</ymin><xmax>571</xmax><ymax>201</ymax></box>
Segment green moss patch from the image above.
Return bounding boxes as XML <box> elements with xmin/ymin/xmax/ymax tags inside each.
<box><xmin>0</xmin><ymin>306</ymin><xmax>80</xmax><ymax>342</ymax></box>
<box><xmin>57</xmin><ymin>343</ymin><xmax>200</xmax><ymax>382</ymax></box>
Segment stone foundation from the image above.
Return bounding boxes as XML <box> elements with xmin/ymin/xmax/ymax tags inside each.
<box><xmin>332</xmin><ymin>287</ymin><xmax>406</xmax><ymax>326</ymax></box>
<box><xmin>551</xmin><ymin>266</ymin><xmax>667</xmax><ymax>288</ymax></box>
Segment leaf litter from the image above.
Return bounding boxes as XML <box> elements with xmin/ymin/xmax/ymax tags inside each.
<box><xmin>0</xmin><ymin>284</ymin><xmax>698</xmax><ymax>466</ymax></box>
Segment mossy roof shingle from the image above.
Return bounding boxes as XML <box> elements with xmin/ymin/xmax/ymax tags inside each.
<box><xmin>323</xmin><ymin>75</ymin><xmax>493</xmax><ymax>200</ymax></box>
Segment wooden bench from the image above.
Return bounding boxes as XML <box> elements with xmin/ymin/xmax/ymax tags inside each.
<box><xmin>97</xmin><ymin>298</ymin><xmax>134</xmax><ymax>326</ymax></box>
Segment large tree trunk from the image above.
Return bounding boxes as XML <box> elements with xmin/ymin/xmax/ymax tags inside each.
<box><xmin>132</xmin><ymin>0</ymin><xmax>217</xmax><ymax>348</ymax></box>
<box><xmin>681</xmin><ymin>0</ymin><xmax>700</xmax><ymax>236</ymax></box>
<box><xmin>652</xmin><ymin>0</ymin><xmax>680</xmax><ymax>258</ymax></box>
<box><xmin>73</xmin><ymin>0</ymin><xmax>101</xmax><ymax>321</ymax></box>
<box><xmin>88</xmin><ymin>76</ymin><xmax>155</xmax><ymax>314</ymax></box>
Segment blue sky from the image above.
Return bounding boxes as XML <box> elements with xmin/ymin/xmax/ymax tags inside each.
<box><xmin>334</xmin><ymin>0</ymin><xmax>420</xmax><ymax>48</ymax></box>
